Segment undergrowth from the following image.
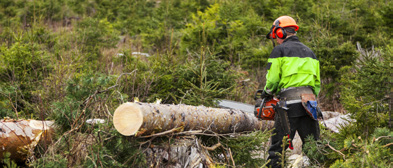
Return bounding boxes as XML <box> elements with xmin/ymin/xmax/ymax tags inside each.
<box><xmin>0</xmin><ymin>0</ymin><xmax>392</xmax><ymax>167</ymax></box>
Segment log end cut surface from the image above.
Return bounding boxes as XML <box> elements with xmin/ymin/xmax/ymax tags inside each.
<box><xmin>113</xmin><ymin>102</ymin><xmax>143</xmax><ymax>136</ymax></box>
<box><xmin>0</xmin><ymin>119</ymin><xmax>55</xmax><ymax>162</ymax></box>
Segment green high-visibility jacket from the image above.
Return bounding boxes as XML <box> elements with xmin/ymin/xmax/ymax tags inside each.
<box><xmin>264</xmin><ymin>36</ymin><xmax>321</xmax><ymax>96</ymax></box>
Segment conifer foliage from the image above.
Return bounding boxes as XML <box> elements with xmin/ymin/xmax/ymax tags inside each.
<box><xmin>0</xmin><ymin>0</ymin><xmax>392</xmax><ymax>167</ymax></box>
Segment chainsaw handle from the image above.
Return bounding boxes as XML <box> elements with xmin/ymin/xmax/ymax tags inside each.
<box><xmin>258</xmin><ymin>98</ymin><xmax>266</xmax><ymax>118</ymax></box>
<box><xmin>254</xmin><ymin>90</ymin><xmax>264</xmax><ymax>100</ymax></box>
<box><xmin>254</xmin><ymin>98</ymin><xmax>266</xmax><ymax>119</ymax></box>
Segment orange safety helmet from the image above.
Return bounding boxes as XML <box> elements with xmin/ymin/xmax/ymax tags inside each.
<box><xmin>266</xmin><ymin>16</ymin><xmax>299</xmax><ymax>39</ymax></box>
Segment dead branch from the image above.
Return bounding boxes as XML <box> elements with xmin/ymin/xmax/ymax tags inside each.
<box><xmin>326</xmin><ymin>143</ymin><xmax>345</xmax><ymax>160</ymax></box>
<box><xmin>383</xmin><ymin>143</ymin><xmax>393</xmax><ymax>148</ymax></box>
<box><xmin>229</xmin><ymin>148</ymin><xmax>235</xmax><ymax>167</ymax></box>
<box><xmin>375</xmin><ymin>136</ymin><xmax>393</xmax><ymax>142</ymax></box>
<box><xmin>202</xmin><ymin>143</ymin><xmax>222</xmax><ymax>151</ymax></box>
<box><xmin>174</xmin><ymin>130</ymin><xmax>203</xmax><ymax>135</ymax></box>
<box><xmin>220</xmin><ymin>146</ymin><xmax>229</xmax><ymax>164</ymax></box>
<box><xmin>138</xmin><ymin>126</ymin><xmax>184</xmax><ymax>138</ymax></box>
<box><xmin>103</xmin><ymin>70</ymin><xmax>138</xmax><ymax>92</ymax></box>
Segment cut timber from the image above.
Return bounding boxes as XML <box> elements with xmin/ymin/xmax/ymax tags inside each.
<box><xmin>113</xmin><ymin>102</ymin><xmax>273</xmax><ymax>136</ymax></box>
<box><xmin>0</xmin><ymin>119</ymin><xmax>54</xmax><ymax>162</ymax></box>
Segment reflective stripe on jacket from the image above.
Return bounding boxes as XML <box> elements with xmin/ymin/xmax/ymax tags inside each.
<box><xmin>264</xmin><ymin>36</ymin><xmax>321</xmax><ymax>96</ymax></box>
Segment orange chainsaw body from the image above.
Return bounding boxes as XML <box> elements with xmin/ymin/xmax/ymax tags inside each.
<box><xmin>256</xmin><ymin>98</ymin><xmax>279</xmax><ymax>120</ymax></box>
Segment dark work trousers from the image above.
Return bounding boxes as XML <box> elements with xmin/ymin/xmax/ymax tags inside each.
<box><xmin>267</xmin><ymin>103</ymin><xmax>320</xmax><ymax>168</ymax></box>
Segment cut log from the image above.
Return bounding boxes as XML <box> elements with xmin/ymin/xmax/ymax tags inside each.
<box><xmin>0</xmin><ymin>119</ymin><xmax>54</xmax><ymax>162</ymax></box>
<box><xmin>113</xmin><ymin>102</ymin><xmax>273</xmax><ymax>136</ymax></box>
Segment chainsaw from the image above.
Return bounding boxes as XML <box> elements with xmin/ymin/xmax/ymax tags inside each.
<box><xmin>217</xmin><ymin>90</ymin><xmax>279</xmax><ymax>120</ymax></box>
<box><xmin>253</xmin><ymin>90</ymin><xmax>279</xmax><ymax>120</ymax></box>
<box><xmin>217</xmin><ymin>90</ymin><xmax>294</xmax><ymax>149</ymax></box>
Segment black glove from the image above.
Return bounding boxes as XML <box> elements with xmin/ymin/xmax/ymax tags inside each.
<box><xmin>261</xmin><ymin>90</ymin><xmax>273</xmax><ymax>100</ymax></box>
<box><xmin>254</xmin><ymin>89</ymin><xmax>273</xmax><ymax>100</ymax></box>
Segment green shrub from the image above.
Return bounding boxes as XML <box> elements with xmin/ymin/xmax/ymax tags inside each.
<box><xmin>0</xmin><ymin>0</ymin><xmax>392</xmax><ymax>167</ymax></box>
<box><xmin>206</xmin><ymin>130</ymin><xmax>271</xmax><ymax>167</ymax></box>
<box><xmin>83</xmin><ymin>129</ymin><xmax>147</xmax><ymax>168</ymax></box>
<box><xmin>340</xmin><ymin>44</ymin><xmax>391</xmax><ymax>136</ymax></box>
<box><xmin>76</xmin><ymin>17</ymin><xmax>119</xmax><ymax>62</ymax></box>
<box><xmin>50</xmin><ymin>72</ymin><xmax>116</xmax><ymax>131</ymax></box>
<box><xmin>180</xmin><ymin>2</ymin><xmax>266</xmax><ymax>67</ymax></box>
<box><xmin>304</xmin><ymin>127</ymin><xmax>393</xmax><ymax>167</ymax></box>
<box><xmin>32</xmin><ymin>154</ymin><xmax>68</xmax><ymax>168</ymax></box>
<box><xmin>305</xmin><ymin>44</ymin><xmax>392</xmax><ymax>167</ymax></box>
<box><xmin>0</xmin><ymin>32</ymin><xmax>51</xmax><ymax>117</ymax></box>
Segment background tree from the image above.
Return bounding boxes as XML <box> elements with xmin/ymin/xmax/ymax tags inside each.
<box><xmin>0</xmin><ymin>0</ymin><xmax>392</xmax><ymax>167</ymax></box>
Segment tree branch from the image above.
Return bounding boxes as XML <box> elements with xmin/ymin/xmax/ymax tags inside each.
<box><xmin>201</xmin><ymin>142</ymin><xmax>222</xmax><ymax>151</ymax></box>
<box><xmin>383</xmin><ymin>143</ymin><xmax>393</xmax><ymax>148</ymax></box>
<box><xmin>138</xmin><ymin>126</ymin><xmax>184</xmax><ymax>138</ymax></box>
<box><xmin>326</xmin><ymin>143</ymin><xmax>345</xmax><ymax>160</ymax></box>
<box><xmin>375</xmin><ymin>136</ymin><xmax>393</xmax><ymax>142</ymax></box>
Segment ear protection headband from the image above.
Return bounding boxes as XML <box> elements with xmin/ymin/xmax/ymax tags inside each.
<box><xmin>273</xmin><ymin>20</ymin><xmax>287</xmax><ymax>39</ymax></box>
<box><xmin>266</xmin><ymin>20</ymin><xmax>287</xmax><ymax>39</ymax></box>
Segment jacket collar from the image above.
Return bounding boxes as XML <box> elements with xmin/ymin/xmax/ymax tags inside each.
<box><xmin>283</xmin><ymin>35</ymin><xmax>299</xmax><ymax>43</ymax></box>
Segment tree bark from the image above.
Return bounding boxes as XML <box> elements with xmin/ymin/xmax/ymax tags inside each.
<box><xmin>0</xmin><ymin>119</ymin><xmax>54</xmax><ymax>162</ymax></box>
<box><xmin>113</xmin><ymin>102</ymin><xmax>273</xmax><ymax>136</ymax></box>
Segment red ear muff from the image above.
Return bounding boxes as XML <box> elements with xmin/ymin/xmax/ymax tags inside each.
<box><xmin>273</xmin><ymin>20</ymin><xmax>287</xmax><ymax>39</ymax></box>
<box><xmin>274</xmin><ymin>28</ymin><xmax>286</xmax><ymax>39</ymax></box>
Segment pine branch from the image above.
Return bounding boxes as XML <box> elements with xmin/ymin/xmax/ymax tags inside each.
<box><xmin>326</xmin><ymin>143</ymin><xmax>345</xmax><ymax>160</ymax></box>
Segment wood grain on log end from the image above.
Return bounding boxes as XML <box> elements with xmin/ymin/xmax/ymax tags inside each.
<box><xmin>0</xmin><ymin>119</ymin><xmax>54</xmax><ymax>162</ymax></box>
<box><xmin>113</xmin><ymin>102</ymin><xmax>143</xmax><ymax>136</ymax></box>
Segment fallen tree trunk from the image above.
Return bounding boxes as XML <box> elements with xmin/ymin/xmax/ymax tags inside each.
<box><xmin>0</xmin><ymin>119</ymin><xmax>54</xmax><ymax>162</ymax></box>
<box><xmin>113</xmin><ymin>102</ymin><xmax>273</xmax><ymax>136</ymax></box>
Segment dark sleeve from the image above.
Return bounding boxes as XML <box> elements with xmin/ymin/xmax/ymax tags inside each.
<box><xmin>269</xmin><ymin>46</ymin><xmax>282</xmax><ymax>59</ymax></box>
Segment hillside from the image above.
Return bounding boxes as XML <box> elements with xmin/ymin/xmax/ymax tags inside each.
<box><xmin>0</xmin><ymin>0</ymin><xmax>392</xmax><ymax>167</ymax></box>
